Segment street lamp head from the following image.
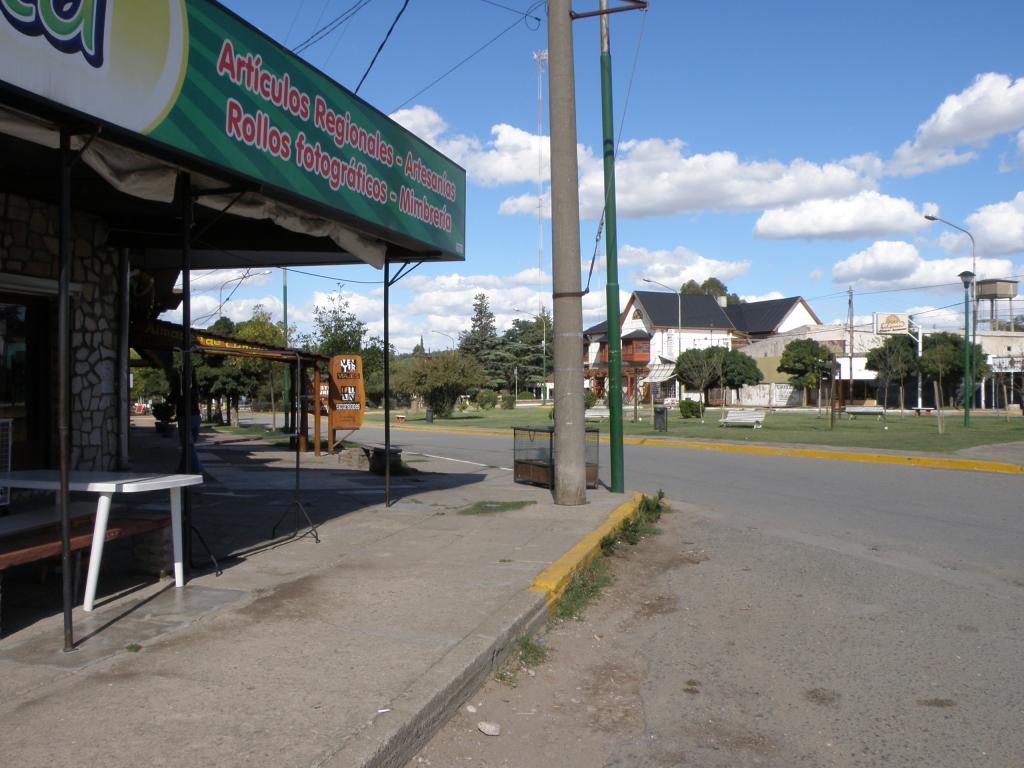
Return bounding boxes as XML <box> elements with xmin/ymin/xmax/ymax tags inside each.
<box><xmin>924</xmin><ymin>214</ymin><xmax>939</xmax><ymax>221</ymax></box>
<box><xmin>959</xmin><ymin>270</ymin><xmax>975</xmax><ymax>288</ymax></box>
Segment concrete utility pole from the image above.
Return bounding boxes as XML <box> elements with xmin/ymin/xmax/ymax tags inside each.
<box><xmin>847</xmin><ymin>286</ymin><xmax>854</xmax><ymax>405</ymax></box>
<box><xmin>548</xmin><ymin>0</ymin><xmax>586</xmax><ymax>505</ymax></box>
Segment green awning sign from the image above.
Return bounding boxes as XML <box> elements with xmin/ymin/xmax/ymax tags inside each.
<box><xmin>0</xmin><ymin>0</ymin><xmax>466</xmax><ymax>260</ymax></box>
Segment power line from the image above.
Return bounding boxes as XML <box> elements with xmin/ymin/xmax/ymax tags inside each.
<box><xmin>477</xmin><ymin>0</ymin><xmax>543</xmax><ymax>24</ymax></box>
<box><xmin>283</xmin><ymin>0</ymin><xmax>309</xmax><ymax>46</ymax></box>
<box><xmin>393</xmin><ymin>1</ymin><xmax>545</xmax><ymax>111</ymax></box>
<box><xmin>293</xmin><ymin>0</ymin><xmax>375</xmax><ymax>54</ymax></box>
<box><xmin>355</xmin><ymin>0</ymin><xmax>412</xmax><ymax>94</ymax></box>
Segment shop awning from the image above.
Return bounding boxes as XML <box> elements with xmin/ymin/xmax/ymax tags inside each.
<box><xmin>640</xmin><ymin>363</ymin><xmax>676</xmax><ymax>385</ymax></box>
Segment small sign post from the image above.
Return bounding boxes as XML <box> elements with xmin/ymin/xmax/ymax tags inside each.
<box><xmin>328</xmin><ymin>354</ymin><xmax>365</xmax><ymax>453</ymax></box>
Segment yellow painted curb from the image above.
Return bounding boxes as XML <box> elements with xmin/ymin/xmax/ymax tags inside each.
<box><xmin>369</xmin><ymin>422</ymin><xmax>1023</xmax><ymax>476</ymax></box>
<box><xmin>617</xmin><ymin>437</ymin><xmax>1024</xmax><ymax>475</ymax></box>
<box><xmin>530</xmin><ymin>492</ymin><xmax>644</xmax><ymax>607</ymax></box>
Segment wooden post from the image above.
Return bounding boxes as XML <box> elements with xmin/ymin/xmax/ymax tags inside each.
<box><xmin>313</xmin><ymin>366</ymin><xmax>322</xmax><ymax>456</ymax></box>
<box><xmin>933</xmin><ymin>381</ymin><xmax>944</xmax><ymax>434</ymax></box>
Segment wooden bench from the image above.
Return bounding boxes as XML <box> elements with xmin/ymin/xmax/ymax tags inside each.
<box><xmin>0</xmin><ymin>512</ymin><xmax>170</xmax><ymax>636</ymax></box>
<box><xmin>360</xmin><ymin>444</ymin><xmax>403</xmax><ymax>474</ymax></box>
<box><xmin>719</xmin><ymin>410</ymin><xmax>765</xmax><ymax>428</ymax></box>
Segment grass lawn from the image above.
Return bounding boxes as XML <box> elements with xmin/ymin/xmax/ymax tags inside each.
<box><xmin>362</xmin><ymin>406</ymin><xmax>1024</xmax><ymax>454</ymax></box>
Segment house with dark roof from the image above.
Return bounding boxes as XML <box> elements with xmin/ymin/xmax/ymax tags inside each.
<box><xmin>583</xmin><ymin>291</ymin><xmax>821</xmax><ymax>402</ymax></box>
<box><xmin>725</xmin><ymin>297</ymin><xmax>821</xmax><ymax>344</ymax></box>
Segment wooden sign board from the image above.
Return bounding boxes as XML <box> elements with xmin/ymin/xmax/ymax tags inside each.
<box><xmin>329</xmin><ymin>355</ymin><xmax>365</xmax><ymax>431</ymax></box>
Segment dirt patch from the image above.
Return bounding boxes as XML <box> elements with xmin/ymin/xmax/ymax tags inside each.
<box><xmin>680</xmin><ymin>548</ymin><xmax>710</xmax><ymax>565</ymax></box>
<box><xmin>805</xmin><ymin>687</ymin><xmax>840</xmax><ymax>706</ymax></box>
<box><xmin>580</xmin><ymin>661</ymin><xmax>645</xmax><ymax>734</ymax></box>
<box><xmin>917</xmin><ymin>698</ymin><xmax>956</xmax><ymax>708</ymax></box>
<box><xmin>691</xmin><ymin>718</ymin><xmax>776</xmax><ymax>754</ymax></box>
<box><xmin>634</xmin><ymin>594</ymin><xmax>679</xmax><ymax>619</ymax></box>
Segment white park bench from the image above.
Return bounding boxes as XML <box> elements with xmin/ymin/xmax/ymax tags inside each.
<box><xmin>843</xmin><ymin>406</ymin><xmax>886</xmax><ymax>420</ymax></box>
<box><xmin>719</xmin><ymin>410</ymin><xmax>765</xmax><ymax>429</ymax></box>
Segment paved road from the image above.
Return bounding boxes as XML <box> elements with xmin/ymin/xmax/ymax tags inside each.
<box><xmin>345</xmin><ymin>423</ymin><xmax>1023</xmax><ymax>590</ymax></box>
<box><xmin>371</xmin><ymin>424</ymin><xmax>1023</xmax><ymax>766</ymax></box>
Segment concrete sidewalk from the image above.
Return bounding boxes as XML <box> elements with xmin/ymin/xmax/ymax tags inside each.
<box><xmin>0</xmin><ymin>424</ymin><xmax>637</xmax><ymax>768</ymax></box>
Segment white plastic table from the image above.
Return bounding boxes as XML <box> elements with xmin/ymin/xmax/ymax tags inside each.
<box><xmin>0</xmin><ymin>471</ymin><xmax>203</xmax><ymax>611</ymax></box>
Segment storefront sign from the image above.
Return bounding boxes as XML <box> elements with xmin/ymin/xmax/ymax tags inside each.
<box><xmin>0</xmin><ymin>0</ymin><xmax>465</xmax><ymax>259</ymax></box>
<box><xmin>874</xmin><ymin>313</ymin><xmax>911</xmax><ymax>335</ymax></box>
<box><xmin>329</xmin><ymin>354</ymin><xmax>364</xmax><ymax>430</ymax></box>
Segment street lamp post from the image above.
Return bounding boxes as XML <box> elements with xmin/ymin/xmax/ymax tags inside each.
<box><xmin>642</xmin><ymin>278</ymin><xmax>682</xmax><ymax>400</ymax></box>
<box><xmin>218</xmin><ymin>270</ymin><xmax>271</xmax><ymax>318</ymax></box>
<box><xmin>431</xmin><ymin>330</ymin><xmax>454</xmax><ymax>350</ymax></box>
<box><xmin>959</xmin><ymin>270</ymin><xmax>975</xmax><ymax>426</ymax></box>
<box><xmin>513</xmin><ymin>308</ymin><xmax>548</xmax><ymax>404</ymax></box>
<box><xmin>926</xmin><ymin>215</ymin><xmax>978</xmax><ymax>412</ymax></box>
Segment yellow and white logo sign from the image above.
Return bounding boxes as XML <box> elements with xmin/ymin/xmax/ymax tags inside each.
<box><xmin>0</xmin><ymin>0</ymin><xmax>188</xmax><ymax>133</ymax></box>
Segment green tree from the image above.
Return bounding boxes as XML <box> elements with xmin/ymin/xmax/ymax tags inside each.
<box><xmin>920</xmin><ymin>331</ymin><xmax>989</xmax><ymax>409</ymax></box>
<box><xmin>719</xmin><ymin>349</ymin><xmax>764</xmax><ymax>389</ymax></box>
<box><xmin>405</xmin><ymin>351</ymin><xmax>486</xmax><ymax>417</ymax></box>
<box><xmin>306</xmin><ymin>290</ymin><xmax>365</xmax><ymax>358</ymax></box>
<box><xmin>674</xmin><ymin>347</ymin><xmax>726</xmax><ymax>421</ymax></box>
<box><xmin>459</xmin><ymin>293</ymin><xmax>504</xmax><ymax>388</ymax></box>
<box><xmin>778</xmin><ymin>338</ymin><xmax>833</xmax><ymax>408</ymax></box>
<box><xmin>866</xmin><ymin>335</ymin><xmax>917</xmax><ymax>412</ymax></box>
<box><xmin>500</xmin><ymin>309</ymin><xmax>551</xmax><ymax>396</ymax></box>
<box><xmin>236</xmin><ymin>305</ymin><xmax>285</xmax><ymax>425</ymax></box>
<box><xmin>680</xmin><ymin>277</ymin><xmax>742</xmax><ymax>305</ymax></box>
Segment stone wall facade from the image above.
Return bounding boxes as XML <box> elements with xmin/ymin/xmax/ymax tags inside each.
<box><xmin>0</xmin><ymin>192</ymin><xmax>121</xmax><ymax>471</ymax></box>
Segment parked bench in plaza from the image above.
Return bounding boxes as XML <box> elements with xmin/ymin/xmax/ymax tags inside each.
<box><xmin>843</xmin><ymin>406</ymin><xmax>886</xmax><ymax>420</ymax></box>
<box><xmin>719</xmin><ymin>410</ymin><xmax>765</xmax><ymax>429</ymax></box>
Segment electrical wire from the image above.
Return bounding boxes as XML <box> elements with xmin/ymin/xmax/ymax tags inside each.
<box><xmin>355</xmin><ymin>0</ymin><xmax>412</xmax><ymax>94</ymax></box>
<box><xmin>392</xmin><ymin>1</ymin><xmax>546</xmax><ymax>111</ymax></box>
<box><xmin>293</xmin><ymin>0</ymin><xmax>375</xmax><ymax>54</ymax></box>
<box><xmin>282</xmin><ymin>0</ymin><xmax>309</xmax><ymax>47</ymax></box>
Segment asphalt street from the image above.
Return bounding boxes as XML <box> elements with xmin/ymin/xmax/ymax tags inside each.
<box><xmin>347</xmin><ymin>421</ymin><xmax>1023</xmax><ymax>594</ymax></box>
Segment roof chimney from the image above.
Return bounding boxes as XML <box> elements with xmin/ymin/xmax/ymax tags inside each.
<box><xmin>717</xmin><ymin>296</ymin><xmax>728</xmax><ymax>308</ymax></box>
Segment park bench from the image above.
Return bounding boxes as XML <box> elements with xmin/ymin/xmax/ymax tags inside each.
<box><xmin>0</xmin><ymin>508</ymin><xmax>171</xmax><ymax>636</ymax></box>
<box><xmin>360</xmin><ymin>444</ymin><xmax>403</xmax><ymax>474</ymax></box>
<box><xmin>843</xmin><ymin>406</ymin><xmax>886</xmax><ymax>420</ymax></box>
<box><xmin>719</xmin><ymin>410</ymin><xmax>765</xmax><ymax>429</ymax></box>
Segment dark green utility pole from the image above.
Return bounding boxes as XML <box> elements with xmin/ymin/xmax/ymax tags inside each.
<box><xmin>599</xmin><ymin>0</ymin><xmax>624</xmax><ymax>492</ymax></box>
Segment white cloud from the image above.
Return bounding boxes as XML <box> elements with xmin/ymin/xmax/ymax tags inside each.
<box><xmin>577</xmin><ymin>139</ymin><xmax>872</xmax><ymax>219</ymax></box>
<box><xmin>400</xmin><ymin>106</ymin><xmax>877</xmax><ymax>220</ymax></box>
<box><xmin>831</xmin><ymin>240</ymin><xmax>1015</xmax><ymax>290</ymax></box>
<box><xmin>583</xmin><ymin>288</ymin><xmax>629</xmax><ymax>326</ymax></box>
<box><xmin>618</xmin><ymin>244</ymin><xmax>750</xmax><ymax>287</ymax></box>
<box><xmin>741</xmin><ymin>291</ymin><xmax>785</xmax><ymax>303</ymax></box>
<box><xmin>964</xmin><ymin>191</ymin><xmax>1024</xmax><ymax>256</ymax></box>
<box><xmin>904</xmin><ymin>305</ymin><xmax>963</xmax><ymax>330</ymax></box>
<box><xmin>754</xmin><ymin>191</ymin><xmax>936</xmax><ymax>239</ymax></box>
<box><xmin>888</xmin><ymin>73</ymin><xmax>1024</xmax><ymax>176</ymax></box>
<box><xmin>809</xmin><ymin>268</ymin><xmax>824</xmax><ymax>282</ymax></box>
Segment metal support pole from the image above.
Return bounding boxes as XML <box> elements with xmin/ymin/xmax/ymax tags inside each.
<box><xmin>383</xmin><ymin>254</ymin><xmax>392</xmax><ymax>507</ymax></box>
<box><xmin>600</xmin><ymin>0</ymin><xmax>624</xmax><ymax>493</ymax></box>
<box><xmin>963</xmin><ymin>281</ymin><xmax>971</xmax><ymax>427</ymax></box>
<box><xmin>58</xmin><ymin>128</ymin><xmax>74</xmax><ymax>652</ymax></box>
<box><xmin>548</xmin><ymin>0</ymin><xmax>586</xmax><ymax>505</ymax></box>
<box><xmin>118</xmin><ymin>248</ymin><xmax>131</xmax><ymax>469</ymax></box>
<box><xmin>282</xmin><ymin>268</ymin><xmax>290</xmax><ymax>431</ymax></box>
<box><xmin>179</xmin><ymin>173</ymin><xmax>194</xmax><ymax>569</ymax></box>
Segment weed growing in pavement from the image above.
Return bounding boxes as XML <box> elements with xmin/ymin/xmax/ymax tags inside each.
<box><xmin>555</xmin><ymin>557</ymin><xmax>612</xmax><ymax>621</ymax></box>
<box><xmin>603</xmin><ymin>490</ymin><xmax>671</xmax><ymax>553</ymax></box>
<box><xmin>459</xmin><ymin>500</ymin><xmax>537</xmax><ymax>515</ymax></box>
<box><xmin>125</xmin><ymin>643</ymin><xmax>141</xmax><ymax>652</ymax></box>
<box><xmin>495</xmin><ymin>634</ymin><xmax>550</xmax><ymax>686</ymax></box>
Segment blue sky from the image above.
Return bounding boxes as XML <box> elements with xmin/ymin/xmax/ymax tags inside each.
<box><xmin>172</xmin><ymin>0</ymin><xmax>1024</xmax><ymax>350</ymax></box>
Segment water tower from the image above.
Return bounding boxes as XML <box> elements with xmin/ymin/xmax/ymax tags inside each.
<box><xmin>974</xmin><ymin>279</ymin><xmax>1018</xmax><ymax>330</ymax></box>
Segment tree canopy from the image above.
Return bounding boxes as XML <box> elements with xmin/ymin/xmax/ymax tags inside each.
<box><xmin>777</xmin><ymin>338</ymin><xmax>832</xmax><ymax>390</ymax></box>
<box><xmin>680</xmin><ymin>277</ymin><xmax>743</xmax><ymax>305</ymax></box>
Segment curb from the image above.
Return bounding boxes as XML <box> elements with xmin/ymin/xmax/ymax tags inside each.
<box><xmin>379</xmin><ymin>423</ymin><xmax>1023</xmax><ymax>476</ymax></box>
<box><xmin>335</xmin><ymin>590</ymin><xmax>550</xmax><ymax>768</ymax></box>
<box><xmin>530</xmin><ymin>492</ymin><xmax>644</xmax><ymax>606</ymax></box>
<box><xmin>331</xmin><ymin>492</ymin><xmax>644</xmax><ymax>768</ymax></box>
<box><xmin>622</xmin><ymin>438</ymin><xmax>1024</xmax><ymax>476</ymax></box>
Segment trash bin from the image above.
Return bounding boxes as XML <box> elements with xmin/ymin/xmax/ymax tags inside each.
<box><xmin>653</xmin><ymin>405</ymin><xmax>668</xmax><ymax>432</ymax></box>
<box><xmin>425</xmin><ymin>409</ymin><xmax>433</xmax><ymax>423</ymax></box>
